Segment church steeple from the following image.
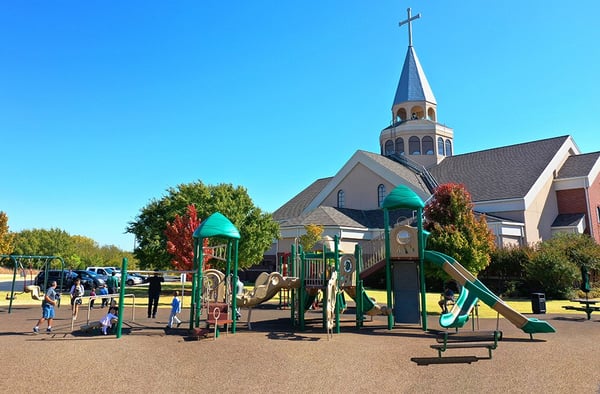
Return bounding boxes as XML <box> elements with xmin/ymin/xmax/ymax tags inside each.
<box><xmin>380</xmin><ymin>8</ymin><xmax>453</xmax><ymax>169</ymax></box>
<box><xmin>392</xmin><ymin>8</ymin><xmax>437</xmax><ymax>123</ymax></box>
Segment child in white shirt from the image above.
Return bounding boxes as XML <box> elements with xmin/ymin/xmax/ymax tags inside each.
<box><xmin>100</xmin><ymin>306</ymin><xmax>118</xmax><ymax>335</ymax></box>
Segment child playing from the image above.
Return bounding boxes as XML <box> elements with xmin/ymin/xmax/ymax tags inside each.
<box><xmin>99</xmin><ymin>306</ymin><xmax>118</xmax><ymax>335</ymax></box>
<box><xmin>167</xmin><ymin>290</ymin><xmax>182</xmax><ymax>328</ymax></box>
<box><xmin>99</xmin><ymin>284</ymin><xmax>109</xmax><ymax>308</ymax></box>
<box><xmin>89</xmin><ymin>287</ymin><xmax>97</xmax><ymax>309</ymax></box>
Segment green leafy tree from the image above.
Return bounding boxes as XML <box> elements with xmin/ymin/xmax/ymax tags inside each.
<box><xmin>524</xmin><ymin>233</ymin><xmax>600</xmax><ymax>298</ymax></box>
<box><xmin>424</xmin><ymin>183</ymin><xmax>496</xmax><ymax>278</ymax></box>
<box><xmin>0</xmin><ymin>211</ymin><xmax>14</xmax><ymax>255</ymax></box>
<box><xmin>299</xmin><ymin>224</ymin><xmax>324</xmax><ymax>252</ymax></box>
<box><xmin>127</xmin><ymin>181</ymin><xmax>280</xmax><ymax>270</ymax></box>
<box><xmin>11</xmin><ymin>228</ymin><xmax>77</xmax><ymax>264</ymax></box>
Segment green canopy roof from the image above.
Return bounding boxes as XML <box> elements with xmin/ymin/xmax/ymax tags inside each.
<box><xmin>382</xmin><ymin>185</ymin><xmax>424</xmax><ymax>210</ymax></box>
<box><xmin>192</xmin><ymin>212</ymin><xmax>240</xmax><ymax>240</ymax></box>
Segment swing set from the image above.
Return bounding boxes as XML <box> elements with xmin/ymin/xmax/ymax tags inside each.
<box><xmin>1</xmin><ymin>254</ymin><xmax>66</xmax><ymax>313</ymax></box>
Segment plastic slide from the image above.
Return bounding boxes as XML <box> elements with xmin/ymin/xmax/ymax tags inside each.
<box><xmin>344</xmin><ymin>286</ymin><xmax>391</xmax><ymax>316</ymax></box>
<box><xmin>438</xmin><ymin>286</ymin><xmax>479</xmax><ymax>329</ymax></box>
<box><xmin>425</xmin><ymin>250</ymin><xmax>555</xmax><ymax>334</ymax></box>
<box><xmin>237</xmin><ymin>272</ymin><xmax>300</xmax><ymax>308</ymax></box>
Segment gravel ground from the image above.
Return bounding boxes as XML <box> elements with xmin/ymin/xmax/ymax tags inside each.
<box><xmin>1</xmin><ymin>302</ymin><xmax>600</xmax><ymax>394</ymax></box>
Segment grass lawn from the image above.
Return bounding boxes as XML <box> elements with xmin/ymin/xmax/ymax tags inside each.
<box><xmin>1</xmin><ymin>276</ymin><xmax>576</xmax><ymax>319</ymax></box>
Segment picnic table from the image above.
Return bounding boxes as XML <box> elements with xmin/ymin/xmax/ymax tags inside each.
<box><xmin>562</xmin><ymin>298</ymin><xmax>600</xmax><ymax>320</ymax></box>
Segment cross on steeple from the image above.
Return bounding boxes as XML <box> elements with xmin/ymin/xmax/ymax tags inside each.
<box><xmin>398</xmin><ymin>7</ymin><xmax>421</xmax><ymax>47</ymax></box>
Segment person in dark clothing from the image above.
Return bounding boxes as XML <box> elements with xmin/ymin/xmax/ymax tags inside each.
<box><xmin>147</xmin><ymin>271</ymin><xmax>164</xmax><ymax>319</ymax></box>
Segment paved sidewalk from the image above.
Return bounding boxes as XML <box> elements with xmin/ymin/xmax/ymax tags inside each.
<box><xmin>1</xmin><ymin>303</ymin><xmax>599</xmax><ymax>394</ymax></box>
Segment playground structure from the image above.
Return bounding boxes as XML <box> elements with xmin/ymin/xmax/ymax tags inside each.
<box><xmin>376</xmin><ymin>184</ymin><xmax>555</xmax><ymax>335</ymax></box>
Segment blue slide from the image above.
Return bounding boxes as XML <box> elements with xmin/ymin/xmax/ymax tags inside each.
<box><xmin>425</xmin><ymin>250</ymin><xmax>555</xmax><ymax>334</ymax></box>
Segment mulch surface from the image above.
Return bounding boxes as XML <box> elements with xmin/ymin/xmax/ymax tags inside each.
<box><xmin>2</xmin><ymin>303</ymin><xmax>600</xmax><ymax>394</ymax></box>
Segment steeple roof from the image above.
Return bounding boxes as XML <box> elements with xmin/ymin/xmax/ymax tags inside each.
<box><xmin>393</xmin><ymin>46</ymin><xmax>436</xmax><ymax>106</ymax></box>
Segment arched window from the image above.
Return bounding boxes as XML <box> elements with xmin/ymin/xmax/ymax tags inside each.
<box><xmin>395</xmin><ymin>137</ymin><xmax>404</xmax><ymax>155</ymax></box>
<box><xmin>396</xmin><ymin>108</ymin><xmax>407</xmax><ymax>122</ymax></box>
<box><xmin>445</xmin><ymin>139</ymin><xmax>453</xmax><ymax>156</ymax></box>
<box><xmin>409</xmin><ymin>136</ymin><xmax>421</xmax><ymax>155</ymax></box>
<box><xmin>384</xmin><ymin>140</ymin><xmax>394</xmax><ymax>155</ymax></box>
<box><xmin>422</xmin><ymin>136</ymin><xmax>434</xmax><ymax>155</ymax></box>
<box><xmin>337</xmin><ymin>190</ymin><xmax>345</xmax><ymax>208</ymax></box>
<box><xmin>437</xmin><ymin>137</ymin><xmax>445</xmax><ymax>155</ymax></box>
<box><xmin>377</xmin><ymin>184</ymin><xmax>386</xmax><ymax>207</ymax></box>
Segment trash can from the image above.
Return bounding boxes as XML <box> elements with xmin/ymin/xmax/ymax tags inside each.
<box><xmin>531</xmin><ymin>292</ymin><xmax>546</xmax><ymax>314</ymax></box>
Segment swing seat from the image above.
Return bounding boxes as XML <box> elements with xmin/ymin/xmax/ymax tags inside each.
<box><xmin>25</xmin><ymin>285</ymin><xmax>44</xmax><ymax>301</ymax></box>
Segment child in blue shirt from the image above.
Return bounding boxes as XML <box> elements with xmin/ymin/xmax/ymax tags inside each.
<box><xmin>167</xmin><ymin>290</ymin><xmax>182</xmax><ymax>328</ymax></box>
<box><xmin>99</xmin><ymin>285</ymin><xmax>109</xmax><ymax>308</ymax></box>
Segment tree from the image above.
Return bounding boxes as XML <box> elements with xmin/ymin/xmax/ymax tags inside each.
<box><xmin>524</xmin><ymin>233</ymin><xmax>600</xmax><ymax>298</ymax></box>
<box><xmin>0</xmin><ymin>211</ymin><xmax>14</xmax><ymax>255</ymax></box>
<box><xmin>298</xmin><ymin>224</ymin><xmax>324</xmax><ymax>252</ymax></box>
<box><xmin>424</xmin><ymin>183</ymin><xmax>496</xmax><ymax>277</ymax></box>
<box><xmin>165</xmin><ymin>204</ymin><xmax>206</xmax><ymax>272</ymax></box>
<box><xmin>127</xmin><ymin>181</ymin><xmax>280</xmax><ymax>270</ymax></box>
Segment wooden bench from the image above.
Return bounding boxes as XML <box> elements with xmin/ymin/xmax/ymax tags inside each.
<box><xmin>430</xmin><ymin>330</ymin><xmax>502</xmax><ymax>359</ymax></box>
<box><xmin>562</xmin><ymin>305</ymin><xmax>600</xmax><ymax>320</ymax></box>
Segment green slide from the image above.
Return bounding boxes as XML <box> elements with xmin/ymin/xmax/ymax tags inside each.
<box><xmin>425</xmin><ymin>250</ymin><xmax>555</xmax><ymax>334</ymax></box>
<box><xmin>439</xmin><ymin>285</ymin><xmax>479</xmax><ymax>329</ymax></box>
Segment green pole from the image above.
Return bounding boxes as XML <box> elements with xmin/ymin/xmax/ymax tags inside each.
<box><xmin>299</xmin><ymin>246</ymin><xmax>305</xmax><ymax>331</ymax></box>
<box><xmin>232</xmin><ymin>239</ymin><xmax>239</xmax><ymax>334</ymax></box>
<box><xmin>384</xmin><ymin>208</ymin><xmax>393</xmax><ymax>330</ymax></box>
<box><xmin>290</xmin><ymin>246</ymin><xmax>297</xmax><ymax>327</ymax></box>
<box><xmin>8</xmin><ymin>256</ymin><xmax>17</xmax><ymax>313</ymax></box>
<box><xmin>334</xmin><ymin>235</ymin><xmax>340</xmax><ymax>334</ymax></box>
<box><xmin>355</xmin><ymin>245</ymin><xmax>363</xmax><ymax>328</ymax></box>
<box><xmin>417</xmin><ymin>207</ymin><xmax>428</xmax><ymax>331</ymax></box>
<box><xmin>190</xmin><ymin>238</ymin><xmax>198</xmax><ymax>329</ymax></box>
<box><xmin>116</xmin><ymin>257</ymin><xmax>128</xmax><ymax>339</ymax></box>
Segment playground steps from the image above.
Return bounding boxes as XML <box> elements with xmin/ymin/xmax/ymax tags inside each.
<box><xmin>430</xmin><ymin>330</ymin><xmax>502</xmax><ymax>359</ymax></box>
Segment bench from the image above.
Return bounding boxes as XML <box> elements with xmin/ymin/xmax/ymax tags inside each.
<box><xmin>430</xmin><ymin>330</ymin><xmax>502</xmax><ymax>359</ymax></box>
<box><xmin>562</xmin><ymin>305</ymin><xmax>600</xmax><ymax>320</ymax></box>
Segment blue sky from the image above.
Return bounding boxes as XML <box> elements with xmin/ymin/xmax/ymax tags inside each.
<box><xmin>2</xmin><ymin>1</ymin><xmax>599</xmax><ymax>251</ymax></box>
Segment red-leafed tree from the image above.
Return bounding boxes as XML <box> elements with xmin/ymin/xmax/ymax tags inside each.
<box><xmin>165</xmin><ymin>204</ymin><xmax>210</xmax><ymax>272</ymax></box>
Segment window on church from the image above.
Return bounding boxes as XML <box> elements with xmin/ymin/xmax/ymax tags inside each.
<box><xmin>445</xmin><ymin>139</ymin><xmax>453</xmax><ymax>156</ymax></box>
<box><xmin>409</xmin><ymin>136</ymin><xmax>421</xmax><ymax>155</ymax></box>
<box><xmin>437</xmin><ymin>137</ymin><xmax>444</xmax><ymax>155</ymax></box>
<box><xmin>377</xmin><ymin>184</ymin><xmax>386</xmax><ymax>207</ymax></box>
<box><xmin>384</xmin><ymin>140</ymin><xmax>394</xmax><ymax>155</ymax></box>
<box><xmin>395</xmin><ymin>138</ymin><xmax>404</xmax><ymax>155</ymax></box>
<box><xmin>597</xmin><ymin>206</ymin><xmax>600</xmax><ymax>224</ymax></box>
<box><xmin>422</xmin><ymin>136</ymin><xmax>434</xmax><ymax>155</ymax></box>
<box><xmin>337</xmin><ymin>190</ymin><xmax>345</xmax><ymax>208</ymax></box>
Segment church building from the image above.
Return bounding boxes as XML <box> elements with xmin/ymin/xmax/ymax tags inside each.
<box><xmin>265</xmin><ymin>9</ymin><xmax>600</xmax><ymax>268</ymax></box>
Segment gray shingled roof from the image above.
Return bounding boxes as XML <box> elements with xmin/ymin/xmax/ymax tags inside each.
<box><xmin>552</xmin><ymin>213</ymin><xmax>585</xmax><ymax>227</ymax></box>
<box><xmin>429</xmin><ymin>136</ymin><xmax>570</xmax><ymax>202</ymax></box>
<box><xmin>357</xmin><ymin>150</ymin><xmax>432</xmax><ymax>196</ymax></box>
<box><xmin>281</xmin><ymin>206</ymin><xmax>415</xmax><ymax>229</ymax></box>
<box><xmin>272</xmin><ymin>177</ymin><xmax>332</xmax><ymax>221</ymax></box>
<box><xmin>557</xmin><ymin>152</ymin><xmax>600</xmax><ymax>178</ymax></box>
<box><xmin>393</xmin><ymin>46</ymin><xmax>436</xmax><ymax>106</ymax></box>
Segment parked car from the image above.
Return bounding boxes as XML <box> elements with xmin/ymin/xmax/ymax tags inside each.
<box><xmin>72</xmin><ymin>270</ymin><xmax>106</xmax><ymax>290</ymax></box>
<box><xmin>129</xmin><ymin>272</ymin><xmax>148</xmax><ymax>283</ymax></box>
<box><xmin>124</xmin><ymin>273</ymin><xmax>143</xmax><ymax>286</ymax></box>
<box><xmin>86</xmin><ymin>267</ymin><xmax>117</xmax><ymax>278</ymax></box>
<box><xmin>35</xmin><ymin>270</ymin><xmax>81</xmax><ymax>291</ymax></box>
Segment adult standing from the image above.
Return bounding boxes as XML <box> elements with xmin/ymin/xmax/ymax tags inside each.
<box><xmin>147</xmin><ymin>271</ymin><xmax>164</xmax><ymax>319</ymax></box>
<box><xmin>33</xmin><ymin>281</ymin><xmax>59</xmax><ymax>333</ymax></box>
<box><xmin>106</xmin><ymin>271</ymin><xmax>119</xmax><ymax>306</ymax></box>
